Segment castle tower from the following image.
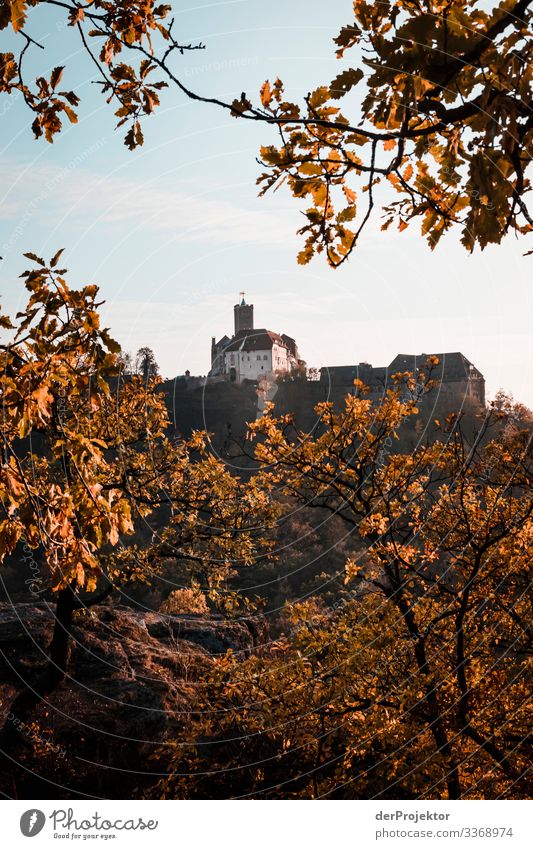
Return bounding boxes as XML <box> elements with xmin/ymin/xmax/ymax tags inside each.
<box><xmin>234</xmin><ymin>293</ymin><xmax>253</xmax><ymax>335</ymax></box>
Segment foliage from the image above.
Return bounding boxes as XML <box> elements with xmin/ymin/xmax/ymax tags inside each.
<box><xmin>491</xmin><ymin>387</ymin><xmax>533</xmax><ymax>424</ymax></box>
<box><xmin>0</xmin><ymin>0</ymin><xmax>183</xmax><ymax>148</ymax></box>
<box><xmin>159</xmin><ymin>370</ymin><xmax>532</xmax><ymax>799</ymax></box>
<box><xmin>252</xmin><ymin>1</ymin><xmax>533</xmax><ymax>263</ymax></box>
<box><xmin>276</xmin><ymin>363</ymin><xmax>308</xmax><ymax>384</ymax></box>
<box><xmin>134</xmin><ymin>346</ymin><xmax>160</xmax><ymax>382</ymax></box>
<box><xmin>2</xmin><ymin>1</ymin><xmax>531</xmax><ymax>259</ymax></box>
<box><xmin>160</xmin><ymin>584</ymin><xmax>209</xmax><ymax>615</ymax></box>
<box><xmin>117</xmin><ymin>349</ymin><xmax>133</xmax><ymax>375</ymax></box>
<box><xmin>0</xmin><ymin>251</ymin><xmax>277</xmax><ymax>604</ymax></box>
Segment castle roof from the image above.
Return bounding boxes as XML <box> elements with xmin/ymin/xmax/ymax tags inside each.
<box><xmin>388</xmin><ymin>352</ymin><xmax>483</xmax><ymax>381</ymax></box>
<box><xmin>320</xmin><ymin>353</ymin><xmax>484</xmax><ymax>385</ymax></box>
<box><xmin>281</xmin><ymin>333</ymin><xmax>298</xmax><ymax>357</ymax></box>
<box><xmin>224</xmin><ymin>328</ymin><xmax>288</xmax><ymax>353</ymax></box>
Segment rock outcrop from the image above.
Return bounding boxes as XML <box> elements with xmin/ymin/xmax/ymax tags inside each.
<box><xmin>0</xmin><ymin>602</ymin><xmax>267</xmax><ymax>798</ymax></box>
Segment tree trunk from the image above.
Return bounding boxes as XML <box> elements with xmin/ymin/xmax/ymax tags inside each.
<box><xmin>0</xmin><ymin>580</ymin><xmax>113</xmax><ymax>758</ymax></box>
<box><xmin>47</xmin><ymin>584</ymin><xmax>77</xmax><ymax>683</ymax></box>
<box><xmin>0</xmin><ymin>586</ymin><xmax>77</xmax><ymax>755</ymax></box>
<box><xmin>393</xmin><ymin>587</ymin><xmax>463</xmax><ymax>799</ymax></box>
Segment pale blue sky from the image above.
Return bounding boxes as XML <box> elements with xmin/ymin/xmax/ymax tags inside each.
<box><xmin>1</xmin><ymin>1</ymin><xmax>532</xmax><ymax>405</ymax></box>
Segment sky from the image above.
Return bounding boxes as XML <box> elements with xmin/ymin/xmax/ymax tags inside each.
<box><xmin>1</xmin><ymin>0</ymin><xmax>532</xmax><ymax>406</ymax></box>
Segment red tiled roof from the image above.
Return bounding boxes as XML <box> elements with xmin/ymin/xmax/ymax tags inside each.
<box><xmin>224</xmin><ymin>329</ymin><xmax>287</xmax><ymax>353</ymax></box>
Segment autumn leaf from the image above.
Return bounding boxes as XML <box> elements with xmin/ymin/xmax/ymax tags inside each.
<box><xmin>231</xmin><ymin>93</ymin><xmax>252</xmax><ymax>116</ymax></box>
<box><xmin>330</xmin><ymin>67</ymin><xmax>363</xmax><ymax>99</ymax></box>
<box><xmin>23</xmin><ymin>252</ymin><xmax>45</xmax><ymax>266</ymax></box>
<box><xmin>8</xmin><ymin>0</ymin><xmax>27</xmax><ymax>32</ymax></box>
<box><xmin>308</xmin><ymin>86</ymin><xmax>330</xmax><ymax>109</ymax></box>
<box><xmin>50</xmin><ymin>66</ymin><xmax>64</xmax><ymax>90</ymax></box>
<box><xmin>68</xmin><ymin>6</ymin><xmax>85</xmax><ymax>26</ymax></box>
<box><xmin>260</xmin><ymin>79</ymin><xmax>272</xmax><ymax>108</ymax></box>
<box><xmin>0</xmin><ymin>520</ymin><xmax>22</xmax><ymax>560</ymax></box>
<box><xmin>50</xmin><ymin>248</ymin><xmax>64</xmax><ymax>267</ymax></box>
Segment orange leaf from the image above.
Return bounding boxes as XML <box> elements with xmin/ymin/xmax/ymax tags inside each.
<box><xmin>260</xmin><ymin>80</ymin><xmax>272</xmax><ymax>108</ymax></box>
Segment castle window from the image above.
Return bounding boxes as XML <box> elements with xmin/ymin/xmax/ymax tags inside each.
<box><xmin>257</xmin><ymin>355</ymin><xmax>261</xmax><ymax>361</ymax></box>
<box><xmin>263</xmin><ymin>354</ymin><xmax>268</xmax><ymax>360</ymax></box>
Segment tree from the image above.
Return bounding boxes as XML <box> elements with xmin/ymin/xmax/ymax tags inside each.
<box><xmin>2</xmin><ymin>1</ymin><xmax>532</xmax><ymax>259</ymax></box>
<box><xmin>491</xmin><ymin>388</ymin><xmax>533</xmax><ymax>424</ymax></box>
<box><xmin>159</xmin><ymin>370</ymin><xmax>532</xmax><ymax>799</ymax></box>
<box><xmin>253</xmin><ymin>0</ymin><xmax>533</xmax><ymax>264</ymax></box>
<box><xmin>0</xmin><ymin>251</ymin><xmax>277</xmax><ymax>756</ymax></box>
<box><xmin>134</xmin><ymin>345</ymin><xmax>159</xmax><ymax>382</ymax></box>
<box><xmin>117</xmin><ymin>349</ymin><xmax>133</xmax><ymax>375</ymax></box>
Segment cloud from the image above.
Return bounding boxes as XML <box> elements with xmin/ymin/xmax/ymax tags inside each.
<box><xmin>0</xmin><ymin>160</ymin><xmax>297</xmax><ymax>247</ymax></box>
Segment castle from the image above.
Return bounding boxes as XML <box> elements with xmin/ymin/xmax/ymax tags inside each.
<box><xmin>209</xmin><ymin>295</ymin><xmax>305</xmax><ymax>384</ymax></box>
<box><xmin>209</xmin><ymin>297</ymin><xmax>485</xmax><ymax>407</ymax></box>
<box><xmin>320</xmin><ymin>353</ymin><xmax>485</xmax><ymax>406</ymax></box>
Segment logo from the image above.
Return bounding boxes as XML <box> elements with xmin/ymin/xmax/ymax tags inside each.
<box><xmin>20</xmin><ymin>810</ymin><xmax>46</xmax><ymax>837</ymax></box>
